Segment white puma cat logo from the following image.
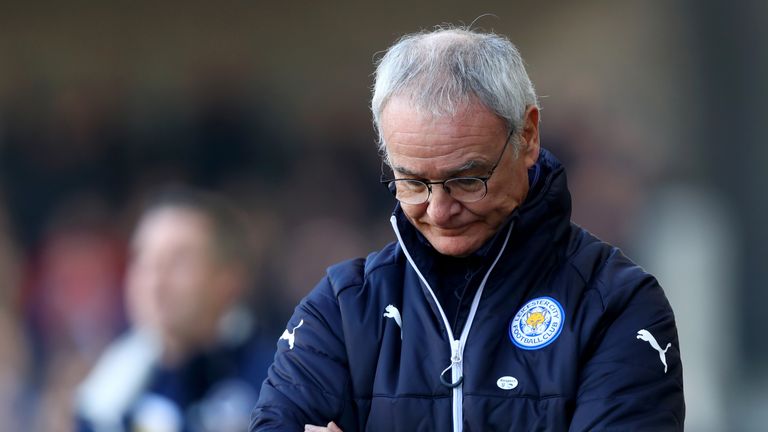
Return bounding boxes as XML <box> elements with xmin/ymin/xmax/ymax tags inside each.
<box><xmin>636</xmin><ymin>329</ymin><xmax>672</xmax><ymax>373</ymax></box>
<box><xmin>280</xmin><ymin>319</ymin><xmax>304</xmax><ymax>350</ymax></box>
<box><xmin>383</xmin><ymin>305</ymin><xmax>402</xmax><ymax>339</ymax></box>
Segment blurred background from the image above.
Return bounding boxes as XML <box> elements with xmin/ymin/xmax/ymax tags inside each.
<box><xmin>0</xmin><ymin>0</ymin><xmax>766</xmax><ymax>431</ymax></box>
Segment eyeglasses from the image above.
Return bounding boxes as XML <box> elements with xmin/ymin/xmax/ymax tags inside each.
<box><xmin>381</xmin><ymin>129</ymin><xmax>514</xmax><ymax>205</ymax></box>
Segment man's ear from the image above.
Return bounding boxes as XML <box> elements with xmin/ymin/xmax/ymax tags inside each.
<box><xmin>520</xmin><ymin>106</ymin><xmax>540</xmax><ymax>167</ymax></box>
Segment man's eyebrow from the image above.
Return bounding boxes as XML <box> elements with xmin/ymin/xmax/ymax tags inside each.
<box><xmin>392</xmin><ymin>159</ymin><xmax>485</xmax><ymax>178</ymax></box>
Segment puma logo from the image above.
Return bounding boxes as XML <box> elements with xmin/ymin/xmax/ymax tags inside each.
<box><xmin>383</xmin><ymin>305</ymin><xmax>402</xmax><ymax>339</ymax></box>
<box><xmin>280</xmin><ymin>319</ymin><xmax>304</xmax><ymax>350</ymax></box>
<box><xmin>636</xmin><ymin>329</ymin><xmax>672</xmax><ymax>373</ymax></box>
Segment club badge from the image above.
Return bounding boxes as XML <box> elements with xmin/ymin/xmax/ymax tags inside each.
<box><xmin>509</xmin><ymin>296</ymin><xmax>564</xmax><ymax>350</ymax></box>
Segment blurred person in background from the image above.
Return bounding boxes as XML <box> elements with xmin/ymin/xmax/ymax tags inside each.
<box><xmin>0</xmin><ymin>196</ymin><xmax>30</xmax><ymax>432</ymax></box>
<box><xmin>17</xmin><ymin>195</ymin><xmax>126</xmax><ymax>432</ymax></box>
<box><xmin>251</xmin><ymin>27</ymin><xmax>684</xmax><ymax>431</ymax></box>
<box><xmin>76</xmin><ymin>187</ymin><xmax>275</xmax><ymax>432</ymax></box>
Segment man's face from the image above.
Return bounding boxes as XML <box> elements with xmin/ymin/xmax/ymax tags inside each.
<box><xmin>381</xmin><ymin>96</ymin><xmax>540</xmax><ymax>257</ymax></box>
<box><xmin>125</xmin><ymin>207</ymin><xmax>234</xmax><ymax>357</ymax></box>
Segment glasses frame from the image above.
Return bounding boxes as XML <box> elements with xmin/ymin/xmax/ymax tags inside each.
<box><xmin>381</xmin><ymin>128</ymin><xmax>515</xmax><ymax>205</ymax></box>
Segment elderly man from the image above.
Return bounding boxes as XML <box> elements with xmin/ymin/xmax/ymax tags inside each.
<box><xmin>77</xmin><ymin>189</ymin><xmax>275</xmax><ymax>432</ymax></box>
<box><xmin>251</xmin><ymin>27</ymin><xmax>684</xmax><ymax>431</ymax></box>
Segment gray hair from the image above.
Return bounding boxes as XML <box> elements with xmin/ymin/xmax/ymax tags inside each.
<box><xmin>371</xmin><ymin>27</ymin><xmax>539</xmax><ymax>157</ymax></box>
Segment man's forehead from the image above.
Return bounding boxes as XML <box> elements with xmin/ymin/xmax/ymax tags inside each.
<box><xmin>388</xmin><ymin>157</ymin><xmax>485</xmax><ymax>179</ymax></box>
<box><xmin>132</xmin><ymin>208</ymin><xmax>213</xmax><ymax>247</ymax></box>
<box><xmin>381</xmin><ymin>95</ymin><xmax>508</xmax><ymax>175</ymax></box>
<box><xmin>381</xmin><ymin>99</ymin><xmax>506</xmax><ymax>149</ymax></box>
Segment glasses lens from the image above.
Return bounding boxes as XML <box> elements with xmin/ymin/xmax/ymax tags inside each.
<box><xmin>444</xmin><ymin>178</ymin><xmax>487</xmax><ymax>203</ymax></box>
<box><xmin>391</xmin><ymin>179</ymin><xmax>429</xmax><ymax>204</ymax></box>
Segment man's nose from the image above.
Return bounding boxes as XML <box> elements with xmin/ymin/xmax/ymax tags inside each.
<box><xmin>426</xmin><ymin>184</ymin><xmax>461</xmax><ymax>223</ymax></box>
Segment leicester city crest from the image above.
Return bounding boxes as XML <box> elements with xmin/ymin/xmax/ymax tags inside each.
<box><xmin>509</xmin><ymin>296</ymin><xmax>565</xmax><ymax>350</ymax></box>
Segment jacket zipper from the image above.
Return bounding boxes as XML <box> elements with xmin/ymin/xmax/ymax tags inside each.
<box><xmin>390</xmin><ymin>216</ymin><xmax>514</xmax><ymax>432</ymax></box>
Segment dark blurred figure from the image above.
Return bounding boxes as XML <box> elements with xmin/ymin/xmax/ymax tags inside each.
<box><xmin>76</xmin><ymin>188</ymin><xmax>275</xmax><ymax>432</ymax></box>
<box><xmin>15</xmin><ymin>194</ymin><xmax>126</xmax><ymax>432</ymax></box>
<box><xmin>0</xmin><ymin>83</ymin><xmax>128</xmax><ymax>251</ymax></box>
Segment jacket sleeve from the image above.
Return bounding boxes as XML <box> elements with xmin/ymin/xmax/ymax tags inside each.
<box><xmin>569</xmin><ymin>256</ymin><xmax>685</xmax><ymax>431</ymax></box>
<box><xmin>250</xmin><ymin>275</ymin><xmax>356</xmax><ymax>431</ymax></box>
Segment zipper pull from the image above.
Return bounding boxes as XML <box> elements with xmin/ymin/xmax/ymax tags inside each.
<box><xmin>440</xmin><ymin>340</ymin><xmax>465</xmax><ymax>388</ymax></box>
<box><xmin>451</xmin><ymin>340</ymin><xmax>462</xmax><ymax>364</ymax></box>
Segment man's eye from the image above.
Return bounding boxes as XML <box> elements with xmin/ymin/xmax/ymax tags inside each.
<box><xmin>400</xmin><ymin>180</ymin><xmax>426</xmax><ymax>190</ymax></box>
<box><xmin>449</xmin><ymin>178</ymin><xmax>484</xmax><ymax>191</ymax></box>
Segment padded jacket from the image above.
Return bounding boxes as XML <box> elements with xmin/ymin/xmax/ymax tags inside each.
<box><xmin>251</xmin><ymin>149</ymin><xmax>685</xmax><ymax>431</ymax></box>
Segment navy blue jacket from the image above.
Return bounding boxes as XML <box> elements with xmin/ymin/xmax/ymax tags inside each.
<box><xmin>251</xmin><ymin>150</ymin><xmax>684</xmax><ymax>431</ymax></box>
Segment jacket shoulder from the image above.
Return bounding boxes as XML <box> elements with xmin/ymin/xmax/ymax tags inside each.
<box><xmin>566</xmin><ymin>224</ymin><xmax>665</xmax><ymax>310</ymax></box>
<box><xmin>325</xmin><ymin>241</ymin><xmax>399</xmax><ymax>297</ymax></box>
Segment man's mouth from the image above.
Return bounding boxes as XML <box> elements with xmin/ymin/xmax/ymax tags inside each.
<box><xmin>427</xmin><ymin>223</ymin><xmax>472</xmax><ymax>235</ymax></box>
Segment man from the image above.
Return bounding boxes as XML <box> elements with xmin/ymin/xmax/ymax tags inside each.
<box><xmin>251</xmin><ymin>27</ymin><xmax>684</xmax><ymax>431</ymax></box>
<box><xmin>77</xmin><ymin>188</ymin><xmax>275</xmax><ymax>432</ymax></box>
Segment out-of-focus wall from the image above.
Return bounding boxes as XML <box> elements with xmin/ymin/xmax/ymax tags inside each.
<box><xmin>1</xmin><ymin>1</ymin><xmax>765</xmax><ymax>430</ymax></box>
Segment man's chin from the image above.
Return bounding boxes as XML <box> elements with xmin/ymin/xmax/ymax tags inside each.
<box><xmin>428</xmin><ymin>235</ymin><xmax>482</xmax><ymax>257</ymax></box>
